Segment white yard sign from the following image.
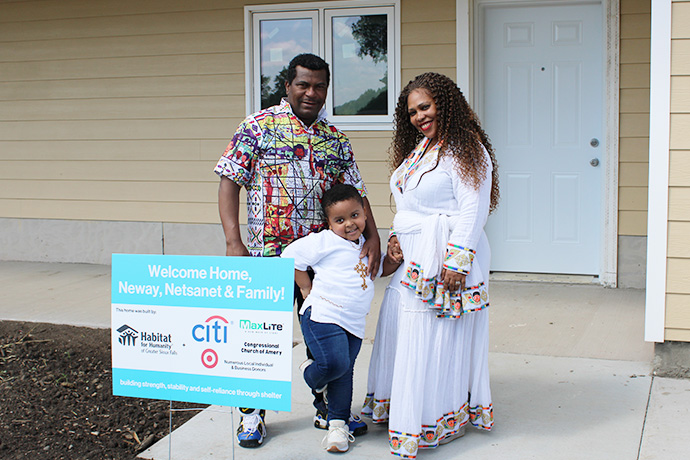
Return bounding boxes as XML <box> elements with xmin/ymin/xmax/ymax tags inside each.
<box><xmin>111</xmin><ymin>254</ymin><xmax>294</xmax><ymax>411</ymax></box>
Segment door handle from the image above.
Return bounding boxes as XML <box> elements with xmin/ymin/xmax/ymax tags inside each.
<box><xmin>590</xmin><ymin>158</ymin><xmax>600</xmax><ymax>167</ymax></box>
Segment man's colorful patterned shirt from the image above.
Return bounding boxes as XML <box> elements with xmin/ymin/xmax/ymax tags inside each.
<box><xmin>214</xmin><ymin>99</ymin><xmax>366</xmax><ymax>257</ymax></box>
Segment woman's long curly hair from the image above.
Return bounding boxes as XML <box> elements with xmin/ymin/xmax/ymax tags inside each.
<box><xmin>391</xmin><ymin>72</ymin><xmax>499</xmax><ymax>212</ymax></box>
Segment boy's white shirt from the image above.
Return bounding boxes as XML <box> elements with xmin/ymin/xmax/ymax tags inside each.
<box><xmin>281</xmin><ymin>229</ymin><xmax>383</xmax><ymax>339</ymax></box>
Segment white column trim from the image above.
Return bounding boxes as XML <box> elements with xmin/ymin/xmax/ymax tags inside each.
<box><xmin>457</xmin><ymin>0</ymin><xmax>471</xmax><ymax>95</ymax></box>
<box><xmin>601</xmin><ymin>0</ymin><xmax>620</xmax><ymax>287</ymax></box>
<box><xmin>645</xmin><ymin>0</ymin><xmax>672</xmax><ymax>343</ymax></box>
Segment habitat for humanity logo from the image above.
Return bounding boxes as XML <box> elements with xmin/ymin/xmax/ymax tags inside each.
<box><xmin>192</xmin><ymin>315</ymin><xmax>229</xmax><ymax>369</ymax></box>
<box><xmin>117</xmin><ymin>325</ymin><xmax>138</xmax><ymax>346</ymax></box>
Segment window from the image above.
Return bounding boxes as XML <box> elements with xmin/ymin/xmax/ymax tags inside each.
<box><xmin>246</xmin><ymin>1</ymin><xmax>400</xmax><ymax>130</ymax></box>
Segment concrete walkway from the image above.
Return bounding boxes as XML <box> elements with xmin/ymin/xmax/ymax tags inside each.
<box><xmin>0</xmin><ymin>261</ymin><xmax>688</xmax><ymax>459</ymax></box>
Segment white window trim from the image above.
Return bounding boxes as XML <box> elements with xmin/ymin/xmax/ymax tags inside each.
<box><xmin>324</xmin><ymin>6</ymin><xmax>396</xmax><ymax>127</ymax></box>
<box><xmin>244</xmin><ymin>0</ymin><xmax>401</xmax><ymax>131</ymax></box>
<box><xmin>251</xmin><ymin>10</ymin><xmax>319</xmax><ymax>118</ymax></box>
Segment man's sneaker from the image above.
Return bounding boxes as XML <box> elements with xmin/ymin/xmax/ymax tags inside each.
<box><xmin>313</xmin><ymin>399</ymin><xmax>328</xmax><ymax>430</ymax></box>
<box><xmin>313</xmin><ymin>406</ymin><xmax>367</xmax><ymax>437</ymax></box>
<box><xmin>347</xmin><ymin>413</ymin><xmax>368</xmax><ymax>436</ymax></box>
<box><xmin>321</xmin><ymin>419</ymin><xmax>354</xmax><ymax>453</ymax></box>
<box><xmin>236</xmin><ymin>410</ymin><xmax>266</xmax><ymax>448</ymax></box>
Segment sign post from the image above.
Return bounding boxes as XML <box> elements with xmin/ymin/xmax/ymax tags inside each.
<box><xmin>111</xmin><ymin>254</ymin><xmax>294</xmax><ymax>412</ymax></box>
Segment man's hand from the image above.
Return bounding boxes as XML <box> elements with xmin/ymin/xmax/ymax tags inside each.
<box><xmin>226</xmin><ymin>240</ymin><xmax>249</xmax><ymax>257</ymax></box>
<box><xmin>360</xmin><ymin>196</ymin><xmax>381</xmax><ymax>280</ymax></box>
<box><xmin>361</xmin><ymin>237</ymin><xmax>381</xmax><ymax>280</ymax></box>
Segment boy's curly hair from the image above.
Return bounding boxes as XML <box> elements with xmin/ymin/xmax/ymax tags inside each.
<box><xmin>321</xmin><ymin>183</ymin><xmax>363</xmax><ymax>219</ymax></box>
<box><xmin>390</xmin><ymin>72</ymin><xmax>499</xmax><ymax>212</ymax></box>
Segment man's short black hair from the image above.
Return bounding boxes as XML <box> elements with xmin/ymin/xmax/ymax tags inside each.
<box><xmin>286</xmin><ymin>53</ymin><xmax>330</xmax><ymax>86</ymax></box>
<box><xmin>321</xmin><ymin>183</ymin><xmax>363</xmax><ymax>218</ymax></box>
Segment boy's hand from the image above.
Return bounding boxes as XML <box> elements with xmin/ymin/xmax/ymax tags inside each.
<box><xmin>300</xmin><ymin>286</ymin><xmax>312</xmax><ymax>299</ymax></box>
<box><xmin>387</xmin><ymin>235</ymin><xmax>403</xmax><ymax>263</ymax></box>
<box><xmin>294</xmin><ymin>270</ymin><xmax>313</xmax><ymax>300</ymax></box>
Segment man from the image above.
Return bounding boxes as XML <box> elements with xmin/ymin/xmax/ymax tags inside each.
<box><xmin>214</xmin><ymin>53</ymin><xmax>381</xmax><ymax>448</ymax></box>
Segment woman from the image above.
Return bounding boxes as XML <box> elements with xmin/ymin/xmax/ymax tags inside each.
<box><xmin>362</xmin><ymin>73</ymin><xmax>499</xmax><ymax>458</ymax></box>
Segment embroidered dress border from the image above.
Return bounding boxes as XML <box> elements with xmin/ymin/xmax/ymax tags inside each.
<box><xmin>469</xmin><ymin>404</ymin><xmax>494</xmax><ymax>431</ymax></box>
<box><xmin>387</xmin><ymin>403</ymin><xmax>494</xmax><ymax>458</ymax></box>
<box><xmin>443</xmin><ymin>243</ymin><xmax>476</xmax><ymax>274</ymax></box>
<box><xmin>393</xmin><ymin>138</ymin><xmax>441</xmax><ymax>194</ymax></box>
<box><xmin>362</xmin><ymin>393</ymin><xmax>390</xmax><ymax>423</ymax></box>
<box><xmin>418</xmin><ymin>405</ymin><xmax>469</xmax><ymax>449</ymax></box>
<box><xmin>389</xmin><ymin>430</ymin><xmax>420</xmax><ymax>459</ymax></box>
<box><xmin>400</xmin><ymin>261</ymin><xmax>489</xmax><ymax>317</ymax></box>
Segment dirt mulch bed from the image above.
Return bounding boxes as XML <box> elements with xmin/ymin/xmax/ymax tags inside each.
<box><xmin>0</xmin><ymin>321</ymin><xmax>206</xmax><ymax>460</ymax></box>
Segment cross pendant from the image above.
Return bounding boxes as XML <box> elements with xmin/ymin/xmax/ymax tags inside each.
<box><xmin>354</xmin><ymin>260</ymin><xmax>368</xmax><ymax>290</ymax></box>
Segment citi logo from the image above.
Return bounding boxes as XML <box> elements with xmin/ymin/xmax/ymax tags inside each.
<box><xmin>117</xmin><ymin>325</ymin><xmax>138</xmax><ymax>346</ymax></box>
<box><xmin>239</xmin><ymin>320</ymin><xmax>283</xmax><ymax>331</ymax></box>
<box><xmin>192</xmin><ymin>315</ymin><xmax>228</xmax><ymax>343</ymax></box>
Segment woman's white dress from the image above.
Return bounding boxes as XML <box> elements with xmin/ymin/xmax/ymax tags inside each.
<box><xmin>362</xmin><ymin>138</ymin><xmax>493</xmax><ymax>458</ymax></box>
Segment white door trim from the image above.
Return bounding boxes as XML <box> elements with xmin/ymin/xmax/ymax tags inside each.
<box><xmin>457</xmin><ymin>0</ymin><xmax>619</xmax><ymax>286</ymax></box>
<box><xmin>645</xmin><ymin>0</ymin><xmax>672</xmax><ymax>343</ymax></box>
<box><xmin>601</xmin><ymin>0</ymin><xmax>620</xmax><ymax>288</ymax></box>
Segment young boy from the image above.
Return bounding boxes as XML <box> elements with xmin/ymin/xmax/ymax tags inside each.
<box><xmin>281</xmin><ymin>184</ymin><xmax>400</xmax><ymax>453</ymax></box>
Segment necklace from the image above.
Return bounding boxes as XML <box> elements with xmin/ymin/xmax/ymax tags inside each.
<box><xmin>350</xmin><ymin>236</ymin><xmax>367</xmax><ymax>290</ymax></box>
<box><xmin>348</xmin><ymin>237</ymin><xmax>363</xmax><ymax>250</ymax></box>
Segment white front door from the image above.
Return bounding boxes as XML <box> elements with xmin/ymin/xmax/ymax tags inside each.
<box><xmin>482</xmin><ymin>2</ymin><xmax>604</xmax><ymax>275</ymax></box>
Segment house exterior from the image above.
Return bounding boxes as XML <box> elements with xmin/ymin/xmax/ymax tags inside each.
<box><xmin>646</xmin><ymin>0</ymin><xmax>690</xmax><ymax>351</ymax></box>
<box><xmin>0</xmin><ymin>0</ymin><xmax>686</xmax><ymax>349</ymax></box>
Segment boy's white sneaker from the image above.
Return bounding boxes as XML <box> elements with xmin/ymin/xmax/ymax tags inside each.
<box><xmin>321</xmin><ymin>419</ymin><xmax>354</xmax><ymax>453</ymax></box>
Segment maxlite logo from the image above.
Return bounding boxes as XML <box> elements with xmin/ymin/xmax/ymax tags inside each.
<box><xmin>117</xmin><ymin>325</ymin><xmax>138</xmax><ymax>346</ymax></box>
<box><xmin>239</xmin><ymin>320</ymin><xmax>283</xmax><ymax>331</ymax></box>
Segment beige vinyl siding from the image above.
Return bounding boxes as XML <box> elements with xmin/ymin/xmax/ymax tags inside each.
<box><xmin>667</xmin><ymin>0</ymin><xmax>690</xmax><ymax>341</ymax></box>
<box><xmin>0</xmin><ymin>0</ymin><xmax>454</xmax><ymax>231</ymax></box>
<box><xmin>347</xmin><ymin>132</ymin><xmax>394</xmax><ymax>228</ymax></box>
<box><xmin>619</xmin><ymin>0</ymin><xmax>651</xmax><ymax>236</ymax></box>
<box><xmin>0</xmin><ymin>0</ymin><xmax>245</xmax><ymax>224</ymax></box>
<box><xmin>401</xmin><ymin>0</ymin><xmax>457</xmax><ymax>86</ymax></box>
<box><xmin>367</xmin><ymin>0</ymin><xmax>457</xmax><ymax>228</ymax></box>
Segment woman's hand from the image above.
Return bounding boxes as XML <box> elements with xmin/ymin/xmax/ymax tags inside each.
<box><xmin>387</xmin><ymin>235</ymin><xmax>404</xmax><ymax>263</ymax></box>
<box><xmin>441</xmin><ymin>268</ymin><xmax>466</xmax><ymax>293</ymax></box>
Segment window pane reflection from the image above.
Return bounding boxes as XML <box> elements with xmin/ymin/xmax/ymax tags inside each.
<box><xmin>260</xmin><ymin>19</ymin><xmax>313</xmax><ymax>109</ymax></box>
<box><xmin>332</xmin><ymin>15</ymin><xmax>388</xmax><ymax>115</ymax></box>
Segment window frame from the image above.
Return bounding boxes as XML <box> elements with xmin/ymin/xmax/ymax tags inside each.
<box><xmin>244</xmin><ymin>0</ymin><xmax>401</xmax><ymax>131</ymax></box>
<box><xmin>251</xmin><ymin>10</ymin><xmax>319</xmax><ymax>114</ymax></box>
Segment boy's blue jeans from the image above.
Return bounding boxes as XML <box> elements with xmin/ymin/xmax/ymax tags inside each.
<box><xmin>300</xmin><ymin>307</ymin><xmax>362</xmax><ymax>423</ymax></box>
